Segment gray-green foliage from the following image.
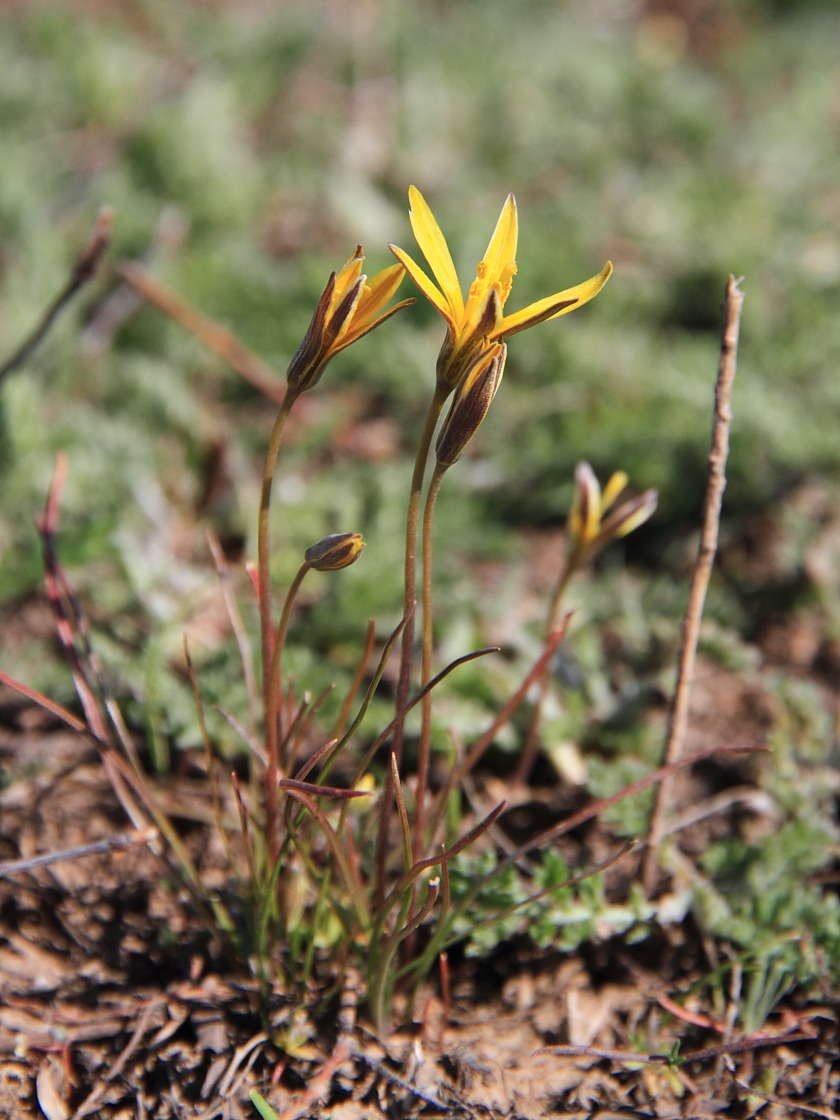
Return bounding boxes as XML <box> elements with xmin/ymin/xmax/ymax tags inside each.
<box><xmin>1</xmin><ymin>0</ymin><xmax>839</xmax><ymax>1026</ymax></box>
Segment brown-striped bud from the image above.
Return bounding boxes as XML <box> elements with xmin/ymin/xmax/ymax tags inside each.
<box><xmin>286</xmin><ymin>249</ymin><xmax>412</xmax><ymax>394</ymax></box>
<box><xmin>304</xmin><ymin>532</ymin><xmax>365</xmax><ymax>572</ymax></box>
<box><xmin>435</xmin><ymin>286</ymin><xmax>504</xmax><ymax>392</ymax></box>
<box><xmin>286</xmin><ymin>265</ymin><xmax>365</xmax><ymax>393</ymax></box>
<box><xmin>435</xmin><ymin>343</ymin><xmax>507</xmax><ymax>468</ymax></box>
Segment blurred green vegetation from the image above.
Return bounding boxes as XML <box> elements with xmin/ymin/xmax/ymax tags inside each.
<box><xmin>1</xmin><ymin>0</ymin><xmax>839</xmax><ymax>999</ymax></box>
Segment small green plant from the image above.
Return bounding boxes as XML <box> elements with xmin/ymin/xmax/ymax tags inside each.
<box><xmin>236</xmin><ymin>189</ymin><xmax>617</xmax><ymax>1028</ymax></box>
<box><xmin>3</xmin><ymin>187</ymin><xmax>654</xmax><ymax>1037</ymax></box>
<box><xmin>7</xmin><ymin>182</ymin><xmax>837</xmax><ymax>1120</ymax></box>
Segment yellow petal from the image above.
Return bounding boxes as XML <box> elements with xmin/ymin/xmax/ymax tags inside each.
<box><xmin>355</xmin><ymin>262</ymin><xmax>407</xmax><ymax>322</ymax></box>
<box><xmin>599</xmin><ymin>488</ymin><xmax>658</xmax><ymax>543</ymax></box>
<box><xmin>498</xmin><ymin>261</ymin><xmax>613</xmax><ymax>338</ymax></box>
<box><xmin>407</xmin><ymin>186</ymin><xmax>465</xmax><ymax>320</ymax></box>
<box><xmin>481</xmin><ymin>193</ymin><xmax>518</xmax><ymax>286</ymax></box>
<box><xmin>466</xmin><ymin>284</ymin><xmax>504</xmax><ymax>339</ymax></box>
<box><xmin>334</xmin><ymin>248</ymin><xmax>365</xmax><ymax>297</ymax></box>
<box><xmin>338</xmin><ymin>297</ymin><xmax>415</xmax><ymax>350</ymax></box>
<box><xmin>570</xmin><ymin>461</ymin><xmax>601</xmax><ymax>545</ymax></box>
<box><xmin>390</xmin><ymin>244</ymin><xmax>456</xmax><ymax>331</ymax></box>
<box><xmin>545</xmin><ymin>260</ymin><xmax>613</xmax><ymax>320</ymax></box>
<box><xmin>610</xmin><ymin>489</ymin><xmax>658</xmax><ymax>539</ymax></box>
<box><xmin>602</xmin><ymin>471</ymin><xmax>629</xmax><ymax>511</ymax></box>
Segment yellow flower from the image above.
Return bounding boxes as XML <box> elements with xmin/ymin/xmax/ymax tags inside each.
<box><xmin>286</xmin><ymin>247</ymin><xmax>413</xmax><ymax>393</ymax></box>
<box><xmin>568</xmin><ymin>461</ymin><xmax>658</xmax><ymax>556</ymax></box>
<box><xmin>390</xmin><ymin>186</ymin><xmax>613</xmax><ymax>390</ymax></box>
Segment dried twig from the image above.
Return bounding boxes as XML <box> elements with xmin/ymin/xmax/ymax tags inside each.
<box><xmin>118</xmin><ymin>259</ymin><xmax>286</xmax><ymax>401</ymax></box>
<box><xmin>81</xmin><ymin>205</ymin><xmax>187</xmax><ymax>359</ymax></box>
<box><xmin>729</xmin><ymin>1072</ymin><xmax>840</xmax><ymax>1120</ymax></box>
<box><xmin>642</xmin><ymin>275</ymin><xmax>745</xmax><ymax>892</ymax></box>
<box><xmin>69</xmin><ymin>998</ymin><xmax>166</xmax><ymax>1120</ymax></box>
<box><xmin>0</xmin><ymin>208</ymin><xmax>113</xmax><ymax>385</ymax></box>
<box><xmin>536</xmin><ymin>1026</ymin><xmax>817</xmax><ymax>1066</ymax></box>
<box><xmin>0</xmin><ymin>829</ymin><xmax>157</xmax><ymax>881</ymax></box>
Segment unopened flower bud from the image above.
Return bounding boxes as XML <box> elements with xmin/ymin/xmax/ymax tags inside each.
<box><xmin>435</xmin><ymin>343</ymin><xmax>507</xmax><ymax>468</ymax></box>
<box><xmin>286</xmin><ymin>248</ymin><xmax>412</xmax><ymax>394</ymax></box>
<box><xmin>435</xmin><ymin>287</ymin><xmax>504</xmax><ymax>392</ymax></box>
<box><xmin>304</xmin><ymin>532</ymin><xmax>365</xmax><ymax>572</ymax></box>
<box><xmin>286</xmin><ymin>264</ymin><xmax>365</xmax><ymax>393</ymax></box>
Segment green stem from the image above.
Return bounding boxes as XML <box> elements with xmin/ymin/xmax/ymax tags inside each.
<box><xmin>375</xmin><ymin>383</ymin><xmax>448</xmax><ymax>902</ymax></box>
<box><xmin>546</xmin><ymin>542</ymin><xmax>587</xmax><ymax>635</ymax></box>
<box><xmin>257</xmin><ymin>387</ymin><xmax>300</xmax><ymax>869</ymax></box>
<box><xmin>266</xmin><ymin>561</ymin><xmax>311</xmax><ymax>768</ymax></box>
<box><xmin>515</xmin><ymin>541</ymin><xmax>587</xmax><ymax>787</ymax></box>
<box><xmin>414</xmin><ymin>462</ymin><xmax>446</xmax><ymax>863</ymax></box>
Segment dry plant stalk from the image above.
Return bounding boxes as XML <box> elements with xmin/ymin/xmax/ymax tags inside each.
<box><xmin>642</xmin><ymin>274</ymin><xmax>745</xmax><ymax>892</ymax></box>
<box><xmin>0</xmin><ymin>829</ymin><xmax>156</xmax><ymax>881</ymax></box>
<box><xmin>0</xmin><ymin>207</ymin><xmax>112</xmax><ymax>385</ymax></box>
<box><xmin>118</xmin><ymin>259</ymin><xmax>287</xmax><ymax>401</ymax></box>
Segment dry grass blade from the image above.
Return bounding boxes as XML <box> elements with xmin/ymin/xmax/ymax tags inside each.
<box><xmin>0</xmin><ymin>208</ymin><xmax>112</xmax><ymax>384</ymax></box>
<box><xmin>37</xmin><ymin>453</ymin><xmax>111</xmax><ymax>746</ymax></box>
<box><xmin>0</xmin><ymin>830</ymin><xmax>157</xmax><ymax>881</ymax></box>
<box><xmin>207</xmin><ymin>527</ymin><xmax>259</xmax><ymax>735</ymax></box>
<box><xmin>730</xmin><ymin>1072</ymin><xmax>840</xmax><ymax>1120</ymax></box>
<box><xmin>118</xmin><ymin>259</ymin><xmax>286</xmax><ymax>401</ymax></box>
<box><xmin>429</xmin><ymin>619</ymin><xmax>569</xmax><ymax>843</ymax></box>
<box><xmin>69</xmin><ymin>1000</ymin><xmax>166</xmax><ymax>1120</ymax></box>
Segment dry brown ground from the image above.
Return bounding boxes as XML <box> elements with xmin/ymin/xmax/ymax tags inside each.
<box><xmin>1</xmin><ymin>634</ymin><xmax>838</xmax><ymax>1120</ymax></box>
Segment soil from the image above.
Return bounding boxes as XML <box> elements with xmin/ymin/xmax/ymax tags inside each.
<box><xmin>1</xmin><ymin>483</ymin><xmax>839</xmax><ymax>1120</ymax></box>
<box><xmin>1</xmin><ymin>615</ymin><xmax>838</xmax><ymax>1120</ymax></box>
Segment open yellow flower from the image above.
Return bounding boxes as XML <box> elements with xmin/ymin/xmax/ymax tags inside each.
<box><xmin>286</xmin><ymin>247</ymin><xmax>413</xmax><ymax>393</ymax></box>
<box><xmin>390</xmin><ymin>186</ymin><xmax>613</xmax><ymax>390</ymax></box>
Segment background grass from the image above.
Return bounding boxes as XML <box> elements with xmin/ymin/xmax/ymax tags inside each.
<box><xmin>2</xmin><ymin>0</ymin><xmax>839</xmax><ymax>708</ymax></box>
<box><xmin>1</xmin><ymin>0</ymin><xmax>839</xmax><ymax>994</ymax></box>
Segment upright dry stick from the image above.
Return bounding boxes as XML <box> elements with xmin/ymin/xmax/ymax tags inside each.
<box><xmin>642</xmin><ymin>274</ymin><xmax>745</xmax><ymax>893</ymax></box>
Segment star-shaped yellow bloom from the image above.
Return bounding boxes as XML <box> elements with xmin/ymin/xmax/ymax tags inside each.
<box><xmin>286</xmin><ymin>247</ymin><xmax>413</xmax><ymax>393</ymax></box>
<box><xmin>390</xmin><ymin>186</ymin><xmax>613</xmax><ymax>390</ymax></box>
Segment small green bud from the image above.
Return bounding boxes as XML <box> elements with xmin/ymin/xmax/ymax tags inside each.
<box><xmin>304</xmin><ymin>532</ymin><xmax>365</xmax><ymax>572</ymax></box>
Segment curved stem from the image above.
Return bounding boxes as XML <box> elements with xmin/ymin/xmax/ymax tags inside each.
<box><xmin>546</xmin><ymin>543</ymin><xmax>585</xmax><ymax>637</ymax></box>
